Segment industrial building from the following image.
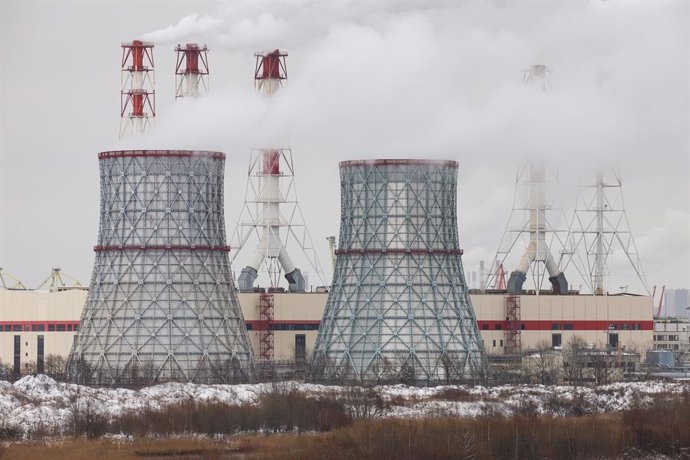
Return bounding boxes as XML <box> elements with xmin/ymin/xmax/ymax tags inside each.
<box><xmin>0</xmin><ymin>288</ymin><xmax>654</xmax><ymax>378</ymax></box>
<box><xmin>0</xmin><ymin>47</ymin><xmax>662</xmax><ymax>385</ymax></box>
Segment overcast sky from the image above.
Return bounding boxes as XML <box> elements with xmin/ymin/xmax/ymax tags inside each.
<box><xmin>0</xmin><ymin>0</ymin><xmax>688</xmax><ymax>293</ymax></box>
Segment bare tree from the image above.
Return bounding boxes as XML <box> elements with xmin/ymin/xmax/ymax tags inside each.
<box><xmin>589</xmin><ymin>347</ymin><xmax>611</xmax><ymax>386</ymax></box>
<box><xmin>44</xmin><ymin>355</ymin><xmax>67</xmax><ymax>381</ymax></box>
<box><xmin>531</xmin><ymin>340</ymin><xmax>561</xmax><ymax>385</ymax></box>
<box><xmin>564</xmin><ymin>336</ymin><xmax>588</xmax><ymax>387</ymax></box>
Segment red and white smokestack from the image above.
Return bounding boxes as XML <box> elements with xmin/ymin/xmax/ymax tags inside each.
<box><xmin>175</xmin><ymin>43</ymin><xmax>209</xmax><ymax>98</ymax></box>
<box><xmin>523</xmin><ymin>64</ymin><xmax>551</xmax><ymax>91</ymax></box>
<box><xmin>254</xmin><ymin>49</ymin><xmax>287</xmax><ymax>96</ymax></box>
<box><xmin>119</xmin><ymin>40</ymin><xmax>155</xmax><ymax>139</ymax></box>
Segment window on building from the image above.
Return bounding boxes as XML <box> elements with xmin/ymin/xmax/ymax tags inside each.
<box><xmin>24</xmin><ymin>325</ymin><xmax>29</xmax><ymax>332</ymax></box>
<box><xmin>633</xmin><ymin>323</ymin><xmax>640</xmax><ymax>330</ymax></box>
<box><xmin>73</xmin><ymin>324</ymin><xmax>79</xmax><ymax>331</ymax></box>
<box><xmin>564</xmin><ymin>324</ymin><xmax>573</xmax><ymax>331</ymax></box>
<box><xmin>520</xmin><ymin>324</ymin><xmax>526</xmax><ymax>331</ymax></box>
<box><xmin>552</xmin><ymin>333</ymin><xmax>562</xmax><ymax>348</ymax></box>
<box><xmin>31</xmin><ymin>324</ymin><xmax>45</xmax><ymax>332</ymax></box>
<box><xmin>492</xmin><ymin>340</ymin><xmax>496</xmax><ymax>347</ymax></box>
<box><xmin>494</xmin><ymin>324</ymin><xmax>502</xmax><ymax>331</ymax></box>
<box><xmin>482</xmin><ymin>324</ymin><xmax>489</xmax><ymax>330</ymax></box>
<box><xmin>67</xmin><ymin>324</ymin><xmax>72</xmax><ymax>331</ymax></box>
<box><xmin>12</xmin><ymin>325</ymin><xmax>21</xmax><ymax>332</ymax></box>
<box><xmin>295</xmin><ymin>334</ymin><xmax>306</xmax><ymax>362</ymax></box>
<box><xmin>499</xmin><ymin>339</ymin><xmax>503</xmax><ymax>347</ymax></box>
<box><xmin>621</xmin><ymin>324</ymin><xmax>629</xmax><ymax>330</ymax></box>
<box><xmin>57</xmin><ymin>324</ymin><xmax>66</xmax><ymax>332</ymax></box>
<box><xmin>552</xmin><ymin>324</ymin><xmax>561</xmax><ymax>330</ymax></box>
<box><xmin>609</xmin><ymin>333</ymin><xmax>619</xmax><ymax>349</ymax></box>
<box><xmin>13</xmin><ymin>335</ymin><xmax>21</xmax><ymax>377</ymax></box>
<box><xmin>37</xmin><ymin>335</ymin><xmax>45</xmax><ymax>374</ymax></box>
<box><xmin>48</xmin><ymin>325</ymin><xmax>55</xmax><ymax>332</ymax></box>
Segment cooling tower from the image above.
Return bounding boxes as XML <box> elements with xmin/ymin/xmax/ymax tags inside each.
<box><xmin>311</xmin><ymin>159</ymin><xmax>487</xmax><ymax>385</ymax></box>
<box><xmin>67</xmin><ymin>150</ymin><xmax>253</xmax><ymax>384</ymax></box>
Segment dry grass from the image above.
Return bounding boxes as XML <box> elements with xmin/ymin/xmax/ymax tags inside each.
<box><xmin>2</xmin><ymin>388</ymin><xmax>688</xmax><ymax>459</ymax></box>
<box><xmin>0</xmin><ymin>438</ymin><xmax>236</xmax><ymax>460</ymax></box>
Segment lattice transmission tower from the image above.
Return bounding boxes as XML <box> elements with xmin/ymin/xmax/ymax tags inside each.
<box><xmin>231</xmin><ymin>50</ymin><xmax>325</xmax><ymax>292</ymax></box>
<box><xmin>119</xmin><ymin>40</ymin><xmax>155</xmax><ymax>139</ymax></box>
<box><xmin>561</xmin><ymin>169</ymin><xmax>650</xmax><ymax>295</ymax></box>
<box><xmin>175</xmin><ymin>43</ymin><xmax>209</xmax><ymax>98</ymax></box>
<box><xmin>485</xmin><ymin>162</ymin><xmax>569</xmax><ymax>295</ymax></box>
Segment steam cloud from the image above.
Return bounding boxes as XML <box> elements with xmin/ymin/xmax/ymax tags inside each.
<box><xmin>1</xmin><ymin>0</ymin><xmax>687</xmax><ymax>291</ymax></box>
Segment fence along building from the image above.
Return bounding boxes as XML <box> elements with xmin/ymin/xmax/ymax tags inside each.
<box><xmin>311</xmin><ymin>159</ymin><xmax>487</xmax><ymax>385</ymax></box>
<box><xmin>66</xmin><ymin>150</ymin><xmax>254</xmax><ymax>384</ymax></box>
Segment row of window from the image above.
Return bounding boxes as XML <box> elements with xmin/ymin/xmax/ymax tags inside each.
<box><xmin>654</xmin><ymin>334</ymin><xmax>680</xmax><ymax>342</ymax></box>
<box><xmin>480</xmin><ymin>322</ymin><xmax>643</xmax><ymax>331</ymax></box>
<box><xmin>1</xmin><ymin>324</ymin><xmax>79</xmax><ymax>332</ymax></box>
<box><xmin>655</xmin><ymin>344</ymin><xmax>681</xmax><ymax>350</ymax></box>
<box><xmin>245</xmin><ymin>323</ymin><xmax>320</xmax><ymax>331</ymax></box>
<box><xmin>3</xmin><ymin>322</ymin><xmax>322</xmax><ymax>333</ymax></box>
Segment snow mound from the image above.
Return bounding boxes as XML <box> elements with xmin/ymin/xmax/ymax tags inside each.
<box><xmin>0</xmin><ymin>376</ymin><xmax>686</xmax><ymax>437</ymax></box>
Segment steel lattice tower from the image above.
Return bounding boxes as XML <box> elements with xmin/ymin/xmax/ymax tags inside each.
<box><xmin>119</xmin><ymin>41</ymin><xmax>156</xmax><ymax>140</ymax></box>
<box><xmin>67</xmin><ymin>150</ymin><xmax>253</xmax><ymax>385</ymax></box>
<box><xmin>175</xmin><ymin>43</ymin><xmax>209</xmax><ymax>98</ymax></box>
<box><xmin>311</xmin><ymin>160</ymin><xmax>487</xmax><ymax>385</ymax></box>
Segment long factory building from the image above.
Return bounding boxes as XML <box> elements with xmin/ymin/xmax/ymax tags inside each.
<box><xmin>0</xmin><ymin>288</ymin><xmax>653</xmax><ymax>374</ymax></box>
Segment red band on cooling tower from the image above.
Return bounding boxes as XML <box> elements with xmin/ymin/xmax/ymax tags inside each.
<box><xmin>98</xmin><ymin>150</ymin><xmax>225</xmax><ymax>160</ymax></box>
<box><xmin>339</xmin><ymin>159</ymin><xmax>458</xmax><ymax>168</ymax></box>
<box><xmin>335</xmin><ymin>248</ymin><xmax>463</xmax><ymax>256</ymax></box>
<box><xmin>94</xmin><ymin>245</ymin><xmax>231</xmax><ymax>252</ymax></box>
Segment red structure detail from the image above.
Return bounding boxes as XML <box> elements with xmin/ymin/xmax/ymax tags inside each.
<box><xmin>258</xmin><ymin>293</ymin><xmax>275</xmax><ymax>361</ymax></box>
<box><xmin>335</xmin><ymin>249</ymin><xmax>464</xmax><ymax>256</ymax></box>
<box><xmin>94</xmin><ymin>245</ymin><xmax>231</xmax><ymax>252</ymax></box>
<box><xmin>262</xmin><ymin>150</ymin><xmax>281</xmax><ymax>175</ymax></box>
<box><xmin>256</xmin><ymin>49</ymin><xmax>287</xmax><ymax>80</ymax></box>
<box><xmin>505</xmin><ymin>295</ymin><xmax>521</xmax><ymax>354</ymax></box>
<box><xmin>340</xmin><ymin>159</ymin><xmax>458</xmax><ymax>169</ymax></box>
<box><xmin>496</xmin><ymin>263</ymin><xmax>507</xmax><ymax>290</ymax></box>
<box><xmin>254</xmin><ymin>49</ymin><xmax>287</xmax><ymax>94</ymax></box>
<box><xmin>174</xmin><ymin>43</ymin><xmax>209</xmax><ymax>98</ymax></box>
<box><xmin>120</xmin><ymin>40</ymin><xmax>155</xmax><ymax>131</ymax></box>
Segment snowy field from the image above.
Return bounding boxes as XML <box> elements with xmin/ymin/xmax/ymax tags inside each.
<box><xmin>1</xmin><ymin>375</ymin><xmax>687</xmax><ymax>436</ymax></box>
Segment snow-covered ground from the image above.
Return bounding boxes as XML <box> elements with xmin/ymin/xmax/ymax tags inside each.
<box><xmin>0</xmin><ymin>375</ymin><xmax>687</xmax><ymax>436</ymax></box>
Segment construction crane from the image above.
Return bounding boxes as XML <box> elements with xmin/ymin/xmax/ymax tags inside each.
<box><xmin>36</xmin><ymin>268</ymin><xmax>82</xmax><ymax>290</ymax></box>
<box><xmin>655</xmin><ymin>285</ymin><xmax>666</xmax><ymax>318</ymax></box>
<box><xmin>0</xmin><ymin>268</ymin><xmax>27</xmax><ymax>290</ymax></box>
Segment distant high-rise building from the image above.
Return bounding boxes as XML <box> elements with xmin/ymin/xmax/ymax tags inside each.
<box><xmin>664</xmin><ymin>289</ymin><xmax>690</xmax><ymax>318</ymax></box>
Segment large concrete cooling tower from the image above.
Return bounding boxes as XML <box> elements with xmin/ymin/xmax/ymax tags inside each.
<box><xmin>311</xmin><ymin>159</ymin><xmax>487</xmax><ymax>385</ymax></box>
<box><xmin>68</xmin><ymin>150</ymin><xmax>253</xmax><ymax>385</ymax></box>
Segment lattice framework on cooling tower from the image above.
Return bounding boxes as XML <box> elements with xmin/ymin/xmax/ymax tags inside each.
<box><xmin>312</xmin><ymin>160</ymin><xmax>486</xmax><ymax>385</ymax></box>
<box><xmin>68</xmin><ymin>151</ymin><xmax>253</xmax><ymax>384</ymax></box>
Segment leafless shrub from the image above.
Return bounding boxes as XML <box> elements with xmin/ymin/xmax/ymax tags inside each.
<box><xmin>69</xmin><ymin>396</ymin><xmax>108</xmax><ymax>439</ymax></box>
<box><xmin>341</xmin><ymin>386</ymin><xmax>386</xmax><ymax>419</ymax></box>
